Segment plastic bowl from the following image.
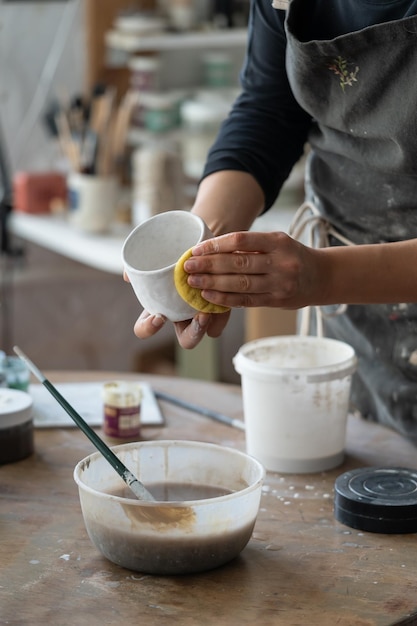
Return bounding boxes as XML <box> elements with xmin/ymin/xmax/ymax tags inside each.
<box><xmin>73</xmin><ymin>440</ymin><xmax>264</xmax><ymax>575</ymax></box>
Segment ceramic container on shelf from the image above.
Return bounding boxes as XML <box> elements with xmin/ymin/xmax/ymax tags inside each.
<box><xmin>67</xmin><ymin>173</ymin><xmax>118</xmax><ymax>234</ymax></box>
<box><xmin>180</xmin><ymin>98</ymin><xmax>229</xmax><ymax>179</ymax></box>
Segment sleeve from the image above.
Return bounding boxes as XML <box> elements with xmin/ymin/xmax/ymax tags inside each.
<box><xmin>201</xmin><ymin>0</ymin><xmax>312</xmax><ymax>212</ymax></box>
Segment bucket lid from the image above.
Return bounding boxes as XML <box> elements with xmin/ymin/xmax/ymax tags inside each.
<box><xmin>334</xmin><ymin>466</ymin><xmax>417</xmax><ymax>534</ymax></box>
<box><xmin>233</xmin><ymin>335</ymin><xmax>357</xmax><ymax>382</ymax></box>
<box><xmin>0</xmin><ymin>388</ymin><xmax>33</xmax><ymax>428</ymax></box>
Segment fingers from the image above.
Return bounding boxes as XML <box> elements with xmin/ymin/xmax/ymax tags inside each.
<box><xmin>185</xmin><ymin>250</ymin><xmax>260</xmax><ymax>277</ymax></box>
<box><xmin>199</xmin><ymin>288</ymin><xmax>270</xmax><ymax>309</ymax></box>
<box><xmin>187</xmin><ymin>232</ymin><xmax>293</xmax><ymax>277</ymax></box>
<box><xmin>173</xmin><ymin>313</ymin><xmax>210</xmax><ymax>349</ymax></box>
<box><xmin>134</xmin><ymin>310</ymin><xmax>166</xmax><ymax>338</ymax></box>
<box><xmin>174</xmin><ymin>311</ymin><xmax>230</xmax><ymax>348</ymax></box>
<box><xmin>205</xmin><ymin>310</ymin><xmax>231</xmax><ymax>337</ymax></box>
<box><xmin>187</xmin><ymin>264</ymin><xmax>265</xmax><ymax>295</ymax></box>
<box><xmin>192</xmin><ymin>231</ymin><xmax>284</xmax><ymax>255</ymax></box>
<box><xmin>133</xmin><ymin>309</ymin><xmax>231</xmax><ymax>348</ymax></box>
<box><xmin>183</xmin><ymin>230</ymin><xmax>310</xmax><ymax>309</ymax></box>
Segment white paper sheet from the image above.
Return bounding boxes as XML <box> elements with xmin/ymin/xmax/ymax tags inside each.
<box><xmin>29</xmin><ymin>381</ymin><xmax>164</xmax><ymax>428</ymax></box>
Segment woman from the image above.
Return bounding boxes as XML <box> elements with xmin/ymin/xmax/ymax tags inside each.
<box><xmin>134</xmin><ymin>0</ymin><xmax>417</xmax><ymax>440</ymax></box>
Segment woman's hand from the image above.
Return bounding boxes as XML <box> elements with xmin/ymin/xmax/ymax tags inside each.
<box><xmin>184</xmin><ymin>230</ymin><xmax>322</xmax><ymax>310</ymax></box>
<box><xmin>133</xmin><ymin>309</ymin><xmax>231</xmax><ymax>349</ymax></box>
<box><xmin>124</xmin><ymin>270</ymin><xmax>231</xmax><ymax>349</ymax></box>
<box><xmin>125</xmin><ymin>228</ymin><xmax>322</xmax><ymax>348</ymax></box>
<box><xmin>126</xmin><ymin>170</ymin><xmax>267</xmax><ymax>349</ymax></box>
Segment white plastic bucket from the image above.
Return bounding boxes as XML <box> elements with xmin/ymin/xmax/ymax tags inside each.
<box><xmin>233</xmin><ymin>335</ymin><xmax>357</xmax><ymax>473</ymax></box>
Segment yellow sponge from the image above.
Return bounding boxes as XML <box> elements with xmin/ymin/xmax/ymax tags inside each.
<box><xmin>174</xmin><ymin>248</ymin><xmax>230</xmax><ymax>314</ymax></box>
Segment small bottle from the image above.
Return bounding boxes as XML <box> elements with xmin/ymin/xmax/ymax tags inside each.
<box><xmin>141</xmin><ymin>91</ymin><xmax>178</xmax><ymax>133</ymax></box>
<box><xmin>129</xmin><ymin>56</ymin><xmax>161</xmax><ymax>128</ymax></box>
<box><xmin>202</xmin><ymin>52</ymin><xmax>233</xmax><ymax>88</ymax></box>
<box><xmin>180</xmin><ymin>98</ymin><xmax>228</xmax><ymax>179</ymax></box>
<box><xmin>167</xmin><ymin>0</ymin><xmax>195</xmax><ymax>31</ymax></box>
<box><xmin>131</xmin><ymin>140</ymin><xmax>185</xmax><ymax>225</ymax></box>
<box><xmin>4</xmin><ymin>356</ymin><xmax>30</xmax><ymax>391</ymax></box>
<box><xmin>129</xmin><ymin>55</ymin><xmax>160</xmax><ymax>92</ymax></box>
<box><xmin>102</xmin><ymin>381</ymin><xmax>142</xmax><ymax>442</ymax></box>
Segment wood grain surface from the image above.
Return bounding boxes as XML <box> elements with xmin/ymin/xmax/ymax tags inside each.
<box><xmin>1</xmin><ymin>371</ymin><xmax>417</xmax><ymax>626</ymax></box>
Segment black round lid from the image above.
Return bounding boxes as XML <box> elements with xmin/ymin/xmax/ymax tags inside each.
<box><xmin>334</xmin><ymin>467</ymin><xmax>417</xmax><ymax>534</ymax></box>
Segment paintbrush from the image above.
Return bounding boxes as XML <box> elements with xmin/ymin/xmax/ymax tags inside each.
<box><xmin>55</xmin><ymin>109</ymin><xmax>81</xmax><ymax>171</ymax></box>
<box><xmin>154</xmin><ymin>390</ymin><xmax>246</xmax><ymax>431</ymax></box>
<box><xmin>13</xmin><ymin>346</ymin><xmax>154</xmax><ymax>502</ymax></box>
<box><xmin>98</xmin><ymin>90</ymin><xmax>136</xmax><ymax>177</ymax></box>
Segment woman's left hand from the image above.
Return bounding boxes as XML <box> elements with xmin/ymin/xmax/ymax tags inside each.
<box><xmin>184</xmin><ymin>230</ymin><xmax>323</xmax><ymax>310</ymax></box>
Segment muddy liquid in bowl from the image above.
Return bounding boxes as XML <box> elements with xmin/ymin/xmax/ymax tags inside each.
<box><xmin>86</xmin><ymin>481</ymin><xmax>254</xmax><ymax>575</ymax></box>
<box><xmin>108</xmin><ymin>481</ymin><xmax>233</xmax><ymax>500</ymax></box>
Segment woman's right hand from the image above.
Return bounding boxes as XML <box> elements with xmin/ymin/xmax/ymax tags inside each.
<box><xmin>133</xmin><ymin>309</ymin><xmax>231</xmax><ymax>349</ymax></box>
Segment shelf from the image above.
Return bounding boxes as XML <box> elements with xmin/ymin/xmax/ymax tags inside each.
<box><xmin>105</xmin><ymin>28</ymin><xmax>247</xmax><ymax>53</ymax></box>
<box><xmin>9</xmin><ymin>213</ymin><xmax>131</xmax><ymax>275</ymax></box>
<box><xmin>9</xmin><ymin>201</ymin><xmax>299</xmax><ymax>277</ymax></box>
<box><xmin>127</xmin><ymin>127</ymin><xmax>183</xmax><ymax>147</ymax></box>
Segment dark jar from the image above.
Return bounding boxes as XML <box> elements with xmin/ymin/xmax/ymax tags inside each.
<box><xmin>0</xmin><ymin>389</ymin><xmax>34</xmax><ymax>464</ymax></box>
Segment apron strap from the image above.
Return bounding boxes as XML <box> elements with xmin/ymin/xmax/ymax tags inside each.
<box><xmin>271</xmin><ymin>0</ymin><xmax>290</xmax><ymax>9</ymax></box>
<box><xmin>288</xmin><ymin>201</ymin><xmax>355</xmax><ymax>336</ymax></box>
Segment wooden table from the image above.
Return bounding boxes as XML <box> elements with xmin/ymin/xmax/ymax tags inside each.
<box><xmin>2</xmin><ymin>371</ymin><xmax>417</xmax><ymax>626</ymax></box>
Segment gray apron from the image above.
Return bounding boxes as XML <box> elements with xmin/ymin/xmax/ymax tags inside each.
<box><xmin>284</xmin><ymin>0</ymin><xmax>417</xmax><ymax>441</ymax></box>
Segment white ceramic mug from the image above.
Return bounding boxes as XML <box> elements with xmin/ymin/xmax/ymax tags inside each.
<box><xmin>68</xmin><ymin>173</ymin><xmax>118</xmax><ymax>233</ymax></box>
<box><xmin>122</xmin><ymin>210</ymin><xmax>213</xmax><ymax>322</ymax></box>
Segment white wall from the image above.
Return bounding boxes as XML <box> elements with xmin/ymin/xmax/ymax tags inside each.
<box><xmin>0</xmin><ymin>0</ymin><xmax>85</xmax><ymax>173</ymax></box>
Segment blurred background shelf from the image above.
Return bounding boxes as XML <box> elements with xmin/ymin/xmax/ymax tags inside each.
<box><xmin>105</xmin><ymin>28</ymin><xmax>247</xmax><ymax>53</ymax></box>
<box><xmin>2</xmin><ymin>0</ymin><xmax>299</xmax><ymax>381</ymax></box>
<box><xmin>9</xmin><ymin>212</ymin><xmax>128</xmax><ymax>275</ymax></box>
<box><xmin>85</xmin><ymin>0</ymin><xmax>248</xmax><ymax>95</ymax></box>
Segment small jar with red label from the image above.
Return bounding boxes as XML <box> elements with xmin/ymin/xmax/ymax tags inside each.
<box><xmin>102</xmin><ymin>381</ymin><xmax>142</xmax><ymax>442</ymax></box>
<box><xmin>129</xmin><ymin>55</ymin><xmax>160</xmax><ymax>92</ymax></box>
